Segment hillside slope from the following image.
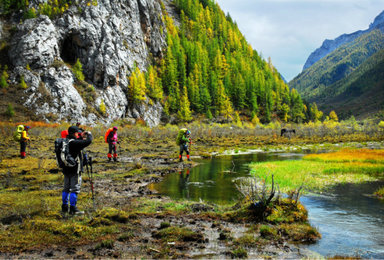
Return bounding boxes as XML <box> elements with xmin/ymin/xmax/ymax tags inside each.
<box><xmin>289</xmin><ymin>29</ymin><xmax>384</xmax><ymax>119</ymax></box>
<box><xmin>315</xmin><ymin>49</ymin><xmax>384</xmax><ymax>118</ymax></box>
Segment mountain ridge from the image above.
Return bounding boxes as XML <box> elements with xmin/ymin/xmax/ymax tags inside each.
<box><xmin>303</xmin><ymin>10</ymin><xmax>384</xmax><ymax>71</ymax></box>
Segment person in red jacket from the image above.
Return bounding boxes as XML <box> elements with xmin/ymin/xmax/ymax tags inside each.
<box><xmin>106</xmin><ymin>126</ymin><xmax>119</xmax><ymax>161</ymax></box>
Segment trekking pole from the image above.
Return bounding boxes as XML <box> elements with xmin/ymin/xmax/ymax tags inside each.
<box><xmin>86</xmin><ymin>155</ymin><xmax>95</xmax><ymax>210</ymax></box>
<box><xmin>189</xmin><ymin>137</ymin><xmax>192</xmax><ymax>158</ymax></box>
<box><xmin>117</xmin><ymin>141</ymin><xmax>122</xmax><ymax>159</ymax></box>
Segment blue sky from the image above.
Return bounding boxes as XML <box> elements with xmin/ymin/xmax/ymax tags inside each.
<box><xmin>216</xmin><ymin>0</ymin><xmax>384</xmax><ymax>81</ymax></box>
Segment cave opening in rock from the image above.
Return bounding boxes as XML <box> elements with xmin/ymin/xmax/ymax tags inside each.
<box><xmin>61</xmin><ymin>34</ymin><xmax>80</xmax><ymax>64</ymax></box>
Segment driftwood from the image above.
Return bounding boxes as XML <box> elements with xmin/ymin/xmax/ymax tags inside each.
<box><xmin>287</xmin><ymin>185</ymin><xmax>303</xmax><ymax>204</ymax></box>
<box><xmin>235</xmin><ymin>175</ymin><xmax>279</xmax><ymax>220</ymax></box>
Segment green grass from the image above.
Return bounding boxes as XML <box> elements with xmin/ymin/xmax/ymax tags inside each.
<box><xmin>152</xmin><ymin>226</ymin><xmax>204</xmax><ymax>243</ymax></box>
<box><xmin>250</xmin><ymin>160</ymin><xmax>382</xmax><ymax>192</ymax></box>
<box><xmin>374</xmin><ymin>186</ymin><xmax>384</xmax><ymax>199</ymax></box>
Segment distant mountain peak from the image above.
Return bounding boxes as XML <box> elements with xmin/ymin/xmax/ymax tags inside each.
<box><xmin>302</xmin><ymin>10</ymin><xmax>384</xmax><ymax>71</ymax></box>
<box><xmin>369</xmin><ymin>10</ymin><xmax>384</xmax><ymax>29</ymax></box>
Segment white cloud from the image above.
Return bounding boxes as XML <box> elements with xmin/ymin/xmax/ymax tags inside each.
<box><xmin>216</xmin><ymin>0</ymin><xmax>384</xmax><ymax>81</ymax></box>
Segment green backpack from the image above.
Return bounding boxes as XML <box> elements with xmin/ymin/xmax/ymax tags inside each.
<box><xmin>176</xmin><ymin>128</ymin><xmax>187</xmax><ymax>145</ymax></box>
<box><xmin>13</xmin><ymin>125</ymin><xmax>24</xmax><ymax>141</ymax></box>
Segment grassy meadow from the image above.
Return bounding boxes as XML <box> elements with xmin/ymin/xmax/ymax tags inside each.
<box><xmin>250</xmin><ymin>149</ymin><xmax>384</xmax><ymax>193</ymax></box>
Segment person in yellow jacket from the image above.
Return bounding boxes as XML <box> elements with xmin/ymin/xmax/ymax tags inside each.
<box><xmin>20</xmin><ymin>126</ymin><xmax>30</xmax><ymax>159</ymax></box>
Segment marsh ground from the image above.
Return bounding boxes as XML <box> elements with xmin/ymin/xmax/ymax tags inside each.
<box><xmin>0</xmin><ymin>123</ymin><xmax>383</xmax><ymax>258</ymax></box>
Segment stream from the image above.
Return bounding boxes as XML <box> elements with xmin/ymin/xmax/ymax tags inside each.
<box><xmin>151</xmin><ymin>152</ymin><xmax>384</xmax><ymax>258</ymax></box>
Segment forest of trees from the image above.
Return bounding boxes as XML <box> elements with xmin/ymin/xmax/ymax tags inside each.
<box><xmin>131</xmin><ymin>0</ymin><xmax>314</xmax><ymax>123</ymax></box>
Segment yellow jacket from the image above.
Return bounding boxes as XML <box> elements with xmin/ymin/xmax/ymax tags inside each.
<box><xmin>22</xmin><ymin>131</ymin><xmax>30</xmax><ymax>141</ymax></box>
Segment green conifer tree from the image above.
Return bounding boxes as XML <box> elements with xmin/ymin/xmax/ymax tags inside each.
<box><xmin>178</xmin><ymin>85</ymin><xmax>192</xmax><ymax>122</ymax></box>
<box><xmin>128</xmin><ymin>67</ymin><xmax>146</xmax><ymax>103</ymax></box>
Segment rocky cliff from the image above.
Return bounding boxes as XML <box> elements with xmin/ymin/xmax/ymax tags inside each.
<box><xmin>3</xmin><ymin>0</ymin><xmax>167</xmax><ymax>126</ymax></box>
<box><xmin>302</xmin><ymin>10</ymin><xmax>384</xmax><ymax>71</ymax></box>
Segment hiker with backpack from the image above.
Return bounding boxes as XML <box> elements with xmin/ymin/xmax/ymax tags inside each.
<box><xmin>55</xmin><ymin>126</ymin><xmax>93</xmax><ymax>215</ymax></box>
<box><xmin>105</xmin><ymin>126</ymin><xmax>119</xmax><ymax>162</ymax></box>
<box><xmin>176</xmin><ymin>128</ymin><xmax>191</xmax><ymax>162</ymax></box>
<box><xmin>14</xmin><ymin>125</ymin><xmax>30</xmax><ymax>159</ymax></box>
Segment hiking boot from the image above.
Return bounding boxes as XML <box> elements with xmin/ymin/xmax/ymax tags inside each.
<box><xmin>69</xmin><ymin>206</ymin><xmax>84</xmax><ymax>215</ymax></box>
<box><xmin>108</xmin><ymin>157</ymin><xmax>112</xmax><ymax>161</ymax></box>
<box><xmin>179</xmin><ymin>158</ymin><xmax>183</xmax><ymax>162</ymax></box>
<box><xmin>113</xmin><ymin>157</ymin><xmax>117</xmax><ymax>162</ymax></box>
<box><xmin>61</xmin><ymin>204</ymin><xmax>69</xmax><ymax>213</ymax></box>
<box><xmin>187</xmin><ymin>158</ymin><xmax>191</xmax><ymax>161</ymax></box>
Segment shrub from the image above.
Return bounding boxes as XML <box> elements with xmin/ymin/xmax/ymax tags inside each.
<box><xmin>23</xmin><ymin>7</ymin><xmax>37</xmax><ymax>19</ymax></box>
<box><xmin>73</xmin><ymin>58</ymin><xmax>85</xmax><ymax>81</ymax></box>
<box><xmin>0</xmin><ymin>70</ymin><xmax>9</xmax><ymax>88</ymax></box>
<box><xmin>230</xmin><ymin>246</ymin><xmax>248</xmax><ymax>258</ymax></box>
<box><xmin>99</xmin><ymin>99</ymin><xmax>106</xmax><ymax>116</ymax></box>
<box><xmin>20</xmin><ymin>76</ymin><xmax>28</xmax><ymax>89</ymax></box>
<box><xmin>95</xmin><ymin>239</ymin><xmax>114</xmax><ymax>250</ymax></box>
<box><xmin>259</xmin><ymin>225</ymin><xmax>278</xmax><ymax>239</ymax></box>
<box><xmin>5</xmin><ymin>104</ymin><xmax>15</xmax><ymax>118</ymax></box>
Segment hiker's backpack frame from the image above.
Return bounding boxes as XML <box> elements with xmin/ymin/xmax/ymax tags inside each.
<box><xmin>54</xmin><ymin>138</ymin><xmax>77</xmax><ymax>168</ymax></box>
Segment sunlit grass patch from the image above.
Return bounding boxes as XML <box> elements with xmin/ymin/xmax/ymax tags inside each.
<box><xmin>127</xmin><ymin>197</ymin><xmax>193</xmax><ymax>215</ymax></box>
<box><xmin>0</xmin><ymin>190</ymin><xmax>58</xmax><ymax>223</ymax></box>
<box><xmin>304</xmin><ymin>148</ymin><xmax>384</xmax><ymax>163</ymax></box>
<box><xmin>250</xmin><ymin>159</ymin><xmax>383</xmax><ymax>192</ymax></box>
<box><xmin>0</xmin><ymin>217</ymin><xmax>118</xmax><ymax>253</ymax></box>
<box><xmin>0</xmin><ymin>156</ymin><xmax>60</xmax><ymax>187</ymax></box>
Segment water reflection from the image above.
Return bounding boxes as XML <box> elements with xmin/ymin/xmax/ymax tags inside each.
<box><xmin>152</xmin><ymin>152</ymin><xmax>304</xmax><ymax>204</ymax></box>
<box><xmin>178</xmin><ymin>169</ymin><xmax>190</xmax><ymax>199</ymax></box>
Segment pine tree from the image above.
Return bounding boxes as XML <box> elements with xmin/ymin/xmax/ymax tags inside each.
<box><xmin>215</xmin><ymin>80</ymin><xmax>233</xmax><ymax>120</ymax></box>
<box><xmin>178</xmin><ymin>85</ymin><xmax>192</xmax><ymax>122</ymax></box>
<box><xmin>146</xmin><ymin>66</ymin><xmax>163</xmax><ymax>100</ymax></box>
<box><xmin>329</xmin><ymin>110</ymin><xmax>338</xmax><ymax>122</ymax></box>
<box><xmin>128</xmin><ymin>67</ymin><xmax>146</xmax><ymax>104</ymax></box>
<box><xmin>309</xmin><ymin>102</ymin><xmax>323</xmax><ymax>122</ymax></box>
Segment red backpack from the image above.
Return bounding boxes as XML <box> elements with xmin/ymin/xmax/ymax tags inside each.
<box><xmin>104</xmin><ymin>128</ymin><xmax>113</xmax><ymax>143</ymax></box>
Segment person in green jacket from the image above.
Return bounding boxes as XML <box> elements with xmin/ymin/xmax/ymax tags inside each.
<box><xmin>179</xmin><ymin>130</ymin><xmax>191</xmax><ymax>162</ymax></box>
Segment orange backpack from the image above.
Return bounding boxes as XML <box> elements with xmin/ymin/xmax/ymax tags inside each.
<box><xmin>104</xmin><ymin>128</ymin><xmax>113</xmax><ymax>143</ymax></box>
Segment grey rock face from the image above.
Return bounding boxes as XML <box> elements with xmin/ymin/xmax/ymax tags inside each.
<box><xmin>128</xmin><ymin>98</ymin><xmax>163</xmax><ymax>128</ymax></box>
<box><xmin>41</xmin><ymin>66</ymin><xmax>86</xmax><ymax>121</ymax></box>
<box><xmin>7</xmin><ymin>0</ymin><xmax>167</xmax><ymax>126</ymax></box>
<box><xmin>303</xmin><ymin>10</ymin><xmax>384</xmax><ymax>71</ymax></box>
<box><xmin>56</xmin><ymin>0</ymin><xmax>166</xmax><ymax>89</ymax></box>
<box><xmin>10</xmin><ymin>16</ymin><xmax>60</xmax><ymax>69</ymax></box>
